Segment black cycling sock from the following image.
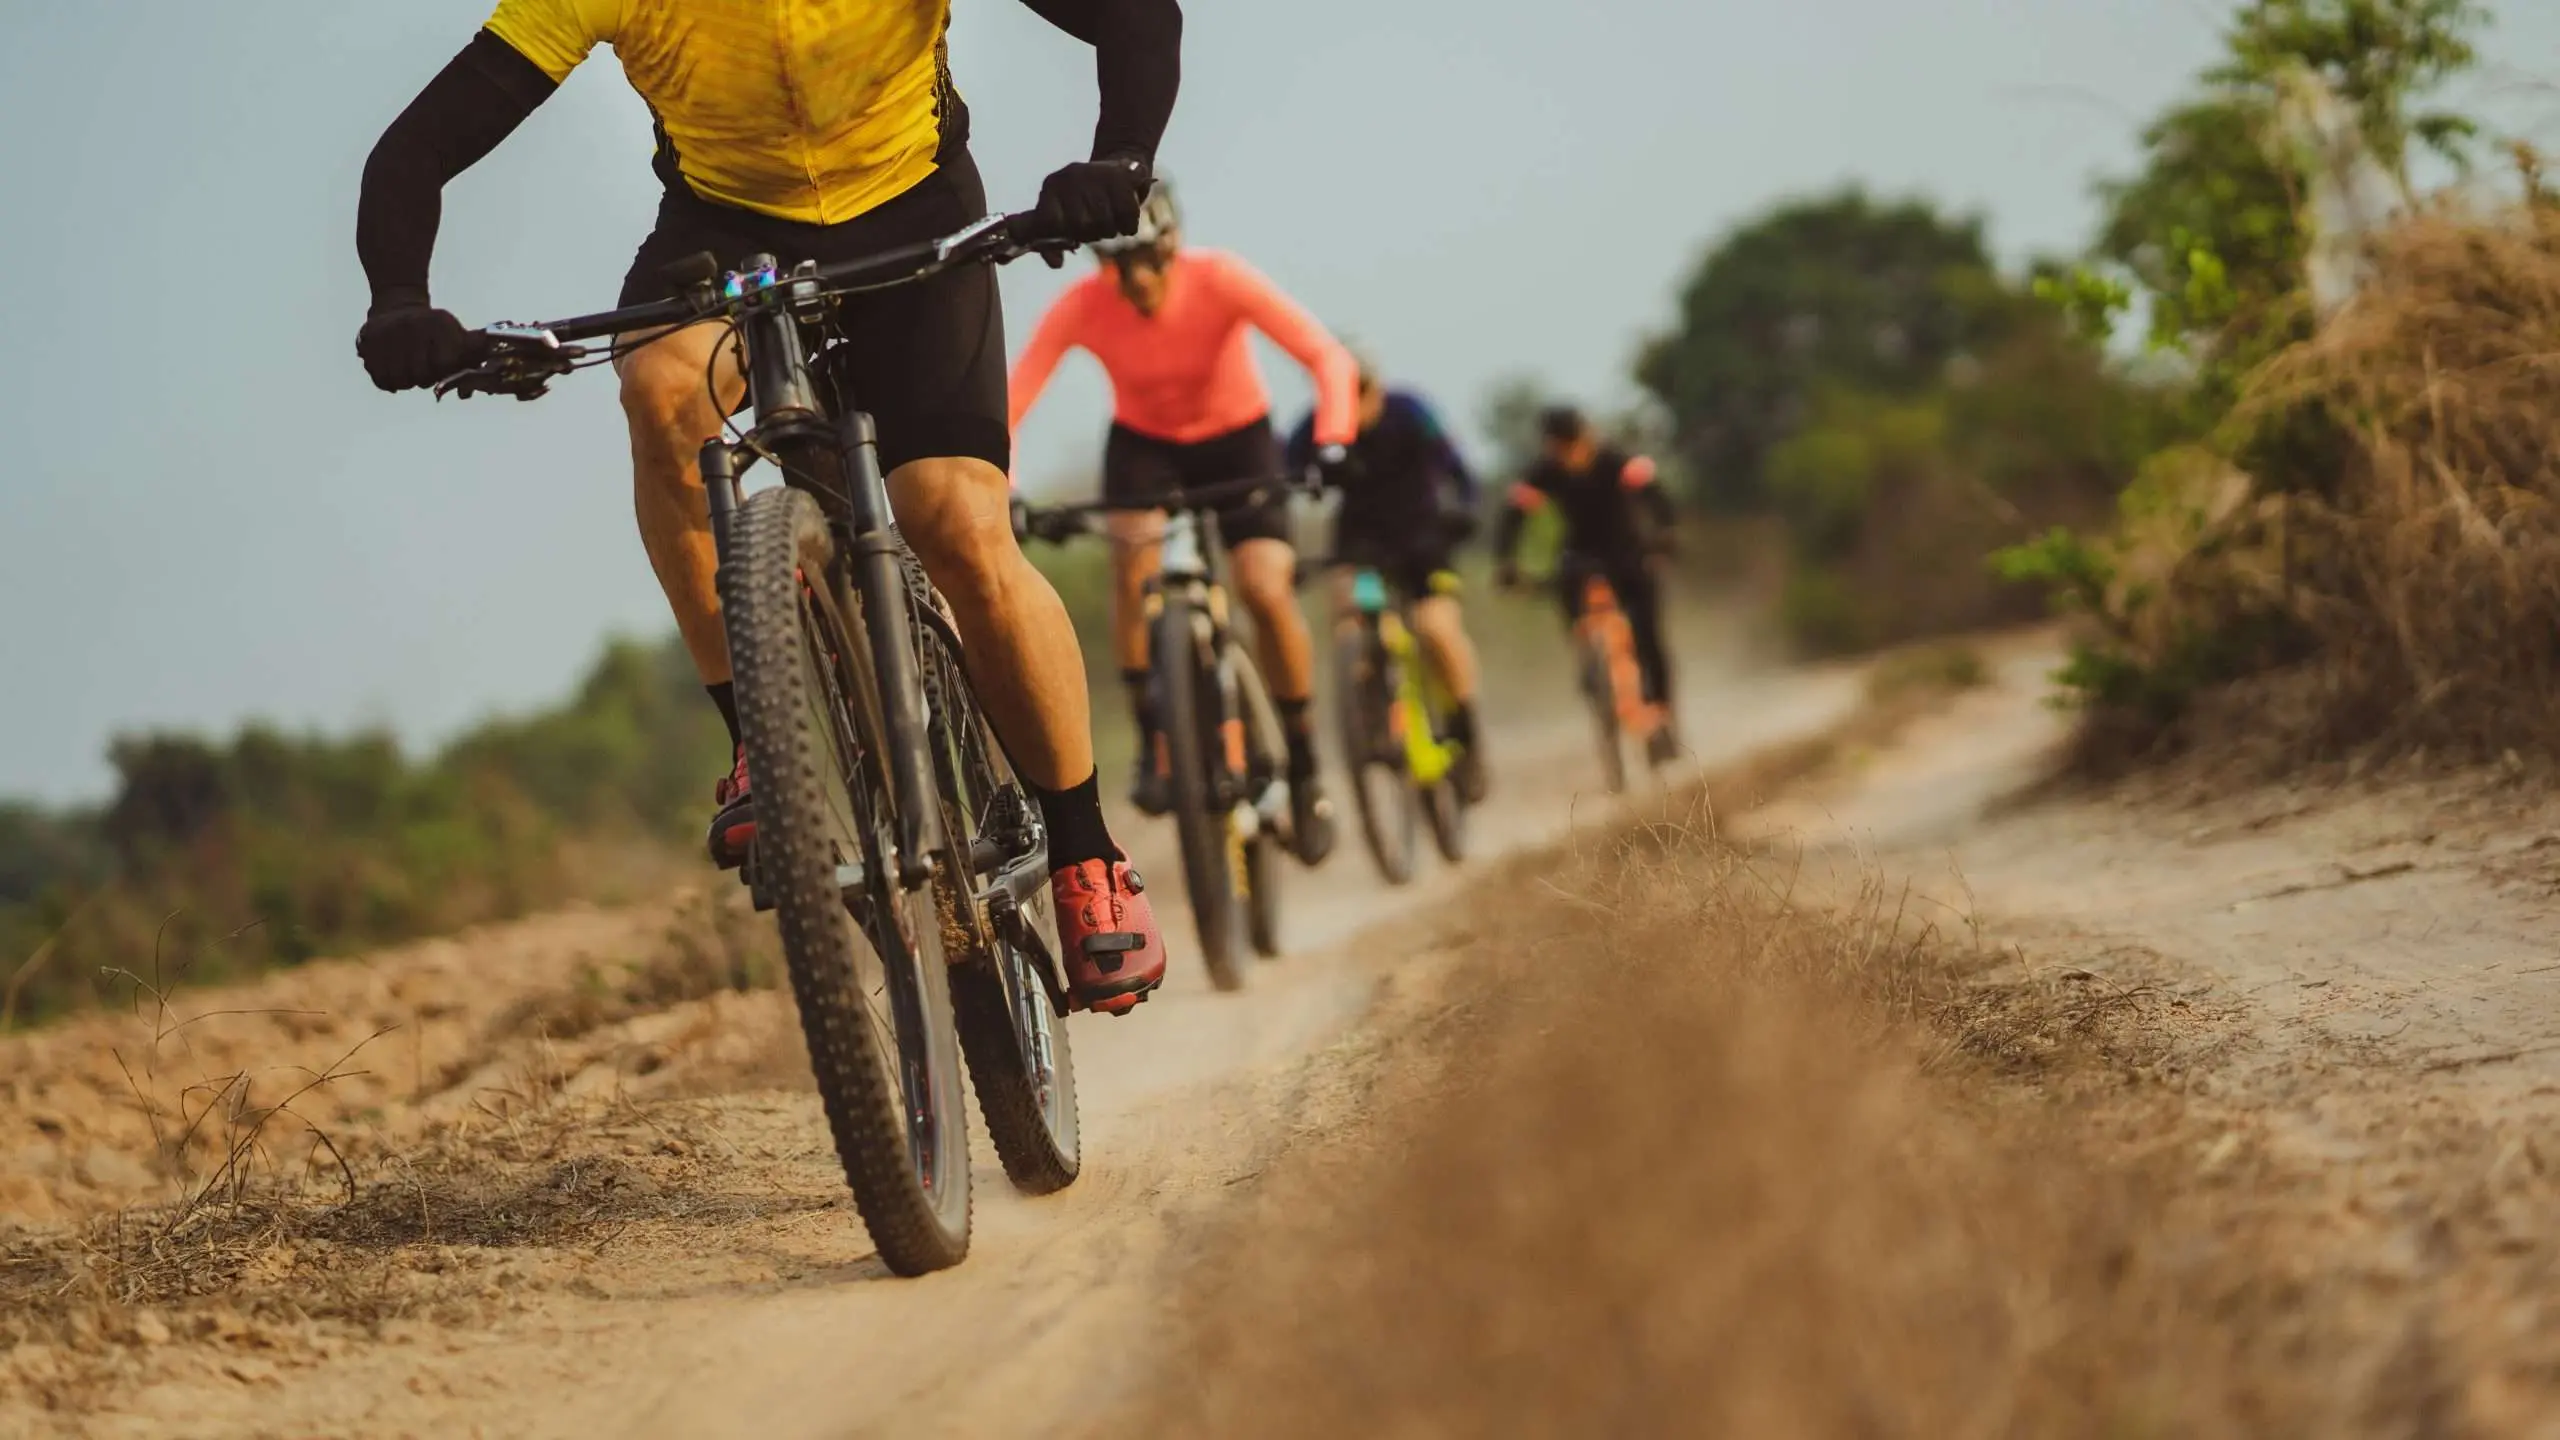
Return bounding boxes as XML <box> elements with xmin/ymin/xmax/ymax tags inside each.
<box><xmin>706</xmin><ymin>683</ymin><xmax>741</xmax><ymax>750</ymax></box>
<box><xmin>1030</xmin><ymin>770</ymin><xmax>1118</xmax><ymax>870</ymax></box>
<box><xmin>1448</xmin><ymin>702</ymin><xmax>1478</xmax><ymax>748</ymax></box>
<box><xmin>1278</xmin><ymin>697</ymin><xmax>1317</xmax><ymax>778</ymax></box>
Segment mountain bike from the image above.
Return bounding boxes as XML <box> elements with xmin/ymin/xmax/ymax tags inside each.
<box><xmin>1023</xmin><ymin>476</ymin><xmax>1303</xmax><ymax>990</ymax></box>
<box><xmin>1572</xmin><ymin>569</ymin><xmax>1676</xmax><ymax>794</ymax></box>
<box><xmin>433</xmin><ymin>212</ymin><xmax>1082</xmax><ymax>1276</ymax></box>
<box><xmin>1332</xmin><ymin>566</ymin><xmax>1469</xmax><ymax>883</ymax></box>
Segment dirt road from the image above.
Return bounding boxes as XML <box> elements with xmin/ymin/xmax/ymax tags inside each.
<box><xmin>20</xmin><ymin>630</ymin><xmax>2560</xmax><ymax>1436</ymax></box>
<box><xmin>0</xmin><ymin>617</ymin><xmax>1867</xmax><ymax>1439</ymax></box>
<box><xmin>1108</xmin><ymin>643</ymin><xmax>2560</xmax><ymax>1436</ymax></box>
<box><xmin>1750</xmin><ymin>650</ymin><xmax>2560</xmax><ymax>1433</ymax></box>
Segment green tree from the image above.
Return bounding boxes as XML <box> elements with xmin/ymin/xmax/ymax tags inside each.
<box><xmin>2215</xmin><ymin>0</ymin><xmax>2484</xmax><ymax>183</ymax></box>
<box><xmin>2079</xmin><ymin>0</ymin><xmax>2485</xmax><ymax>401</ymax></box>
<box><xmin>2094</xmin><ymin>95</ymin><xmax>2306</xmax><ymax>375</ymax></box>
<box><xmin>1636</xmin><ymin>188</ymin><xmax>2019</xmax><ymax>512</ymax></box>
<box><xmin>2002</xmin><ymin>0</ymin><xmax>2490</xmax><ymax>733</ymax></box>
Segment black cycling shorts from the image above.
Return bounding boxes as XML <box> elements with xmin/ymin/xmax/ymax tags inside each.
<box><xmin>617</xmin><ymin>148</ymin><xmax>1009</xmax><ymax>476</ymax></box>
<box><xmin>1100</xmin><ymin>418</ymin><xmax>1291</xmax><ymax>546</ymax></box>
<box><xmin>1335</xmin><ymin>530</ymin><xmax>1461</xmax><ymax>601</ymax></box>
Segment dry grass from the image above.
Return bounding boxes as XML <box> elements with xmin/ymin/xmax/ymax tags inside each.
<box><xmin>1134</xmin><ymin>779</ymin><xmax>2322</xmax><ymax>1437</ymax></box>
<box><xmin>2237</xmin><ymin>199</ymin><xmax>2560</xmax><ymax>761</ymax></box>
<box><xmin>0</xmin><ymin>885</ymin><xmax>794</xmax><ymax>1412</ymax></box>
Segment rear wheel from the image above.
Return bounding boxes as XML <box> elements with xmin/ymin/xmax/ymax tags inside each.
<box><xmin>1156</xmin><ymin>597</ymin><xmax>1247</xmax><ymax>991</ymax></box>
<box><xmin>1336</xmin><ymin>625</ymin><xmax>1418</xmax><ymax>885</ymax></box>
<box><xmin>1245</xmin><ymin>824</ymin><xmax>1285</xmax><ymax>957</ymax></box>
<box><xmin>1237</xmin><ymin>658</ymin><xmax>1286</xmax><ymax>959</ymax></box>
<box><xmin>913</xmin><ymin>604</ymin><xmax>1079</xmax><ymax>1196</ymax></box>
<box><xmin>723</xmin><ymin>487</ymin><xmax>970</xmax><ymax>1275</ymax></box>
<box><xmin>1425</xmin><ymin>780</ymin><xmax>1468</xmax><ymax>862</ymax></box>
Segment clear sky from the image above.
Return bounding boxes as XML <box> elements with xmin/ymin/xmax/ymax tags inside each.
<box><xmin>2</xmin><ymin>2</ymin><xmax>2554</xmax><ymax>803</ymax></box>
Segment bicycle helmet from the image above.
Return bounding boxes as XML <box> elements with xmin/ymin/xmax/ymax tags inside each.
<box><xmin>1093</xmin><ymin>179</ymin><xmax>1180</xmax><ymax>259</ymax></box>
<box><xmin>1537</xmin><ymin>404</ymin><xmax>1589</xmax><ymax>443</ymax></box>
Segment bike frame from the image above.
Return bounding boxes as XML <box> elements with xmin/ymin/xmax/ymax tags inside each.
<box><xmin>690</xmin><ymin>259</ymin><xmax>947</xmax><ymax>889</ymax></box>
<box><xmin>444</xmin><ymin>213</ymin><xmax>1060</xmax><ymax>905</ymax></box>
<box><xmin>1576</xmin><ymin>573</ymin><xmax>1660</xmax><ymax>737</ymax></box>
<box><xmin>1152</xmin><ymin>507</ymin><xmax>1288</xmax><ymax>821</ymax></box>
<box><xmin>1346</xmin><ymin>569</ymin><xmax>1457</xmax><ymax>787</ymax></box>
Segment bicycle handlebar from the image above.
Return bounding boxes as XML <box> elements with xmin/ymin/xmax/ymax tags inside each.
<box><xmin>435</xmin><ymin>210</ymin><xmax>1074</xmax><ymax>401</ymax></box>
<box><xmin>1017</xmin><ymin>470</ymin><xmax>1321</xmax><ymax>544</ymax></box>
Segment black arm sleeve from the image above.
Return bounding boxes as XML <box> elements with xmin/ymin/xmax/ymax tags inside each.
<box><xmin>356</xmin><ymin>30</ymin><xmax>559</xmax><ymax>312</ymax></box>
<box><xmin>1012</xmin><ymin>0</ymin><xmax>1182</xmax><ymax>166</ymax></box>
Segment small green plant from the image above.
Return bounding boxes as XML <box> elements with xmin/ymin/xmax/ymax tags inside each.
<box><xmin>1991</xmin><ymin>527</ymin><xmax>2115</xmax><ymax>618</ymax></box>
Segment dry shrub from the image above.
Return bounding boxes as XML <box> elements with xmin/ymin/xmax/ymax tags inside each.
<box><xmin>1139</xmin><ymin>803</ymin><xmax>2286</xmax><ymax>1439</ymax></box>
<box><xmin>2249</xmin><ymin>200</ymin><xmax>2560</xmax><ymax>758</ymax></box>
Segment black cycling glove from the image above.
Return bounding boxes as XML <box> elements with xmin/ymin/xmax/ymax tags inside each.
<box><xmin>356</xmin><ymin>304</ymin><xmax>487</xmax><ymax>393</ymax></box>
<box><xmin>1028</xmin><ymin>157</ymin><xmax>1151</xmax><ymax>244</ymax></box>
<box><xmin>1310</xmin><ymin>443</ymin><xmax>1358</xmax><ymax>490</ymax></box>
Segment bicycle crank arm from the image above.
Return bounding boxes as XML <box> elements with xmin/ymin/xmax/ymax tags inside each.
<box><xmin>971</xmin><ymin>839</ymin><xmax>1051</xmax><ymax>915</ymax></box>
<box><xmin>984</xmin><ymin>891</ymin><xmax>1071</xmax><ymax>1019</ymax></box>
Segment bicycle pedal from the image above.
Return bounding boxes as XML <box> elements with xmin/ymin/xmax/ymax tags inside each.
<box><xmin>739</xmin><ymin>852</ymin><xmax>777</xmax><ymax>912</ymax></box>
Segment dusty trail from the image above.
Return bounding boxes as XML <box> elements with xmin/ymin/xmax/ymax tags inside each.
<box><xmin>1748</xmin><ymin>649</ymin><xmax>2560</xmax><ymax>1431</ymax></box>
<box><xmin>0</xmin><ymin>616</ymin><xmax>1866</xmax><ymax>1439</ymax></box>
<box><xmin>34</xmin><ymin>626</ymin><xmax>2560</xmax><ymax>1435</ymax></box>
<box><xmin>1104</xmin><ymin>639</ymin><xmax>2560</xmax><ymax>1437</ymax></box>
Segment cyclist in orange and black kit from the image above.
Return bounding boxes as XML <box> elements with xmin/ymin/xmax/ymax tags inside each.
<box><xmin>1492</xmin><ymin>405</ymin><xmax>1680</xmax><ymax>735</ymax></box>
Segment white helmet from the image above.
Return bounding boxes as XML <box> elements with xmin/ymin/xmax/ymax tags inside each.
<box><xmin>1093</xmin><ymin>178</ymin><xmax>1179</xmax><ymax>258</ymax></box>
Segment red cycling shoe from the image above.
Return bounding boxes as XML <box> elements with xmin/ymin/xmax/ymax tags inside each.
<box><xmin>1052</xmin><ymin>857</ymin><xmax>1165</xmax><ymax>1015</ymax></box>
<box><xmin>707</xmin><ymin>746</ymin><xmax>755</xmax><ymax>870</ymax></box>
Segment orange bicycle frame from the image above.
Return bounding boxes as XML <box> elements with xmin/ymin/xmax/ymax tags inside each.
<box><xmin>1576</xmin><ymin>575</ymin><xmax>1662</xmax><ymax>737</ymax></box>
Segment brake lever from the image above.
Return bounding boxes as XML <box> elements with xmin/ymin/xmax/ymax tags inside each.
<box><xmin>433</xmin><ymin>364</ymin><xmax>551</xmax><ymax>402</ymax></box>
<box><xmin>432</xmin><ymin>330</ymin><xmax>585</xmax><ymax>402</ymax></box>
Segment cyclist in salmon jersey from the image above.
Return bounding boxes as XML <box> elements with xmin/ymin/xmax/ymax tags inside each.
<box><xmin>1009</xmin><ymin>181</ymin><xmax>1357</xmax><ymax>864</ymax></box>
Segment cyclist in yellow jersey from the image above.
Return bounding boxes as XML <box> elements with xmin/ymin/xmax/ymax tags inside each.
<box><xmin>352</xmin><ymin>0</ymin><xmax>1185</xmax><ymax>1013</ymax></box>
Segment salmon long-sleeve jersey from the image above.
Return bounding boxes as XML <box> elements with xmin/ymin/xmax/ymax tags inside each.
<box><xmin>1009</xmin><ymin>249</ymin><xmax>1360</xmax><ymax>448</ymax></box>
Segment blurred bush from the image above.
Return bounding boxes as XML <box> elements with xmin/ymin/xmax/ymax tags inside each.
<box><xmin>0</xmin><ymin>636</ymin><xmax>727</xmax><ymax>1027</ymax></box>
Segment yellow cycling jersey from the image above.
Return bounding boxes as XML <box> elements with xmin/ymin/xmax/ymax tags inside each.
<box><xmin>485</xmin><ymin>0</ymin><xmax>957</xmax><ymax>225</ymax></box>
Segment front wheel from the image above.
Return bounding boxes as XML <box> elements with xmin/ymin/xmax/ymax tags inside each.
<box><xmin>1335</xmin><ymin>625</ymin><xmax>1418</xmax><ymax>885</ymax></box>
<box><xmin>1156</xmin><ymin>597</ymin><xmax>1248</xmax><ymax>992</ymax></box>
<box><xmin>723</xmin><ymin>487</ymin><xmax>971</xmax><ymax>1275</ymax></box>
<box><xmin>1580</xmin><ymin>634</ymin><xmax>1629</xmax><ymax>796</ymax></box>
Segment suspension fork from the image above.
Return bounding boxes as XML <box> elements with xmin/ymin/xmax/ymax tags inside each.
<box><xmin>834</xmin><ymin>409</ymin><xmax>947</xmax><ymax>886</ymax></box>
<box><xmin>714</xmin><ymin>276</ymin><xmax>947</xmax><ymax>887</ymax></box>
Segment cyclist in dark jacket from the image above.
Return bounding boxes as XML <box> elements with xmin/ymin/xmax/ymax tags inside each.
<box><xmin>1287</xmin><ymin>362</ymin><xmax>1489</xmax><ymax>800</ymax></box>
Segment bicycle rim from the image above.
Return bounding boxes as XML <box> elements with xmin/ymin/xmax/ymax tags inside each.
<box><xmin>1335</xmin><ymin>625</ymin><xmax>1417</xmax><ymax>884</ymax></box>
